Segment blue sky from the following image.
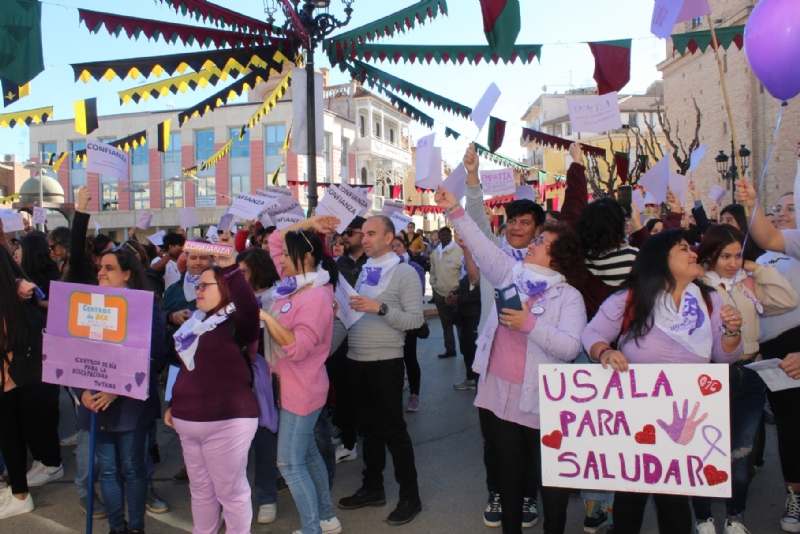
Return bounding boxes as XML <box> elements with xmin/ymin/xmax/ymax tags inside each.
<box><xmin>0</xmin><ymin>0</ymin><xmax>665</xmax><ymax>167</ymax></box>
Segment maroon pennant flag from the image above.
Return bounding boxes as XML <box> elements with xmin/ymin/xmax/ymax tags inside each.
<box><xmin>487</xmin><ymin>116</ymin><xmax>506</xmax><ymax>153</ymax></box>
<box><xmin>587</xmin><ymin>40</ymin><xmax>632</xmax><ymax>95</ymax></box>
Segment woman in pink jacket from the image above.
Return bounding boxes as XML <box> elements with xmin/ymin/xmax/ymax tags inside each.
<box><xmin>264</xmin><ymin>215</ymin><xmax>342</xmax><ymax>534</ymax></box>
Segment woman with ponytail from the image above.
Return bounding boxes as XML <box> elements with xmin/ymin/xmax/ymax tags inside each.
<box><xmin>265</xmin><ymin>215</ymin><xmax>342</xmax><ymax>534</ymax></box>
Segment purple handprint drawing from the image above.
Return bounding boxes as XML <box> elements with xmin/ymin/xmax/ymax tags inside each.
<box><xmin>657</xmin><ymin>399</ymin><xmax>708</xmax><ymax>445</ymax></box>
<box><xmin>682</xmin><ymin>292</ymin><xmax>705</xmax><ymax>335</ymax></box>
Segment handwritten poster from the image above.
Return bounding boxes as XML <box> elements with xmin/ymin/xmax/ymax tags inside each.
<box><xmin>381</xmin><ymin>200</ymin><xmax>405</xmax><ymax>217</ymax></box>
<box><xmin>267</xmin><ymin>200</ymin><xmax>305</xmax><ymax>230</ymax></box>
<box><xmin>480</xmin><ymin>167</ymin><xmax>516</xmax><ymax>197</ymax></box>
<box><xmin>334</xmin><ymin>274</ymin><xmax>364</xmax><ymax>329</ymax></box>
<box><xmin>567</xmin><ymin>93</ymin><xmax>622</xmax><ymax>133</ymax></box>
<box><xmin>0</xmin><ymin>210</ymin><xmax>24</xmax><ymax>232</ymax></box>
<box><xmin>33</xmin><ymin>207</ymin><xmax>48</xmax><ymax>225</ymax></box>
<box><xmin>539</xmin><ymin>364</ymin><xmax>731</xmax><ymax>497</ymax></box>
<box><xmin>42</xmin><ymin>282</ymin><xmax>154</xmax><ymax>401</ymax></box>
<box><xmin>708</xmin><ymin>184</ymin><xmax>726</xmax><ymax>204</ymax></box>
<box><xmin>651</xmin><ymin>0</ymin><xmax>685</xmax><ymax>39</ymax></box>
<box><xmin>389</xmin><ymin>212</ymin><xmax>414</xmax><ymax>235</ymax></box>
<box><xmin>316</xmin><ymin>185</ymin><xmax>371</xmax><ymax>233</ymax></box>
<box><xmin>228</xmin><ymin>193</ymin><xmax>269</xmax><ymax>220</ymax></box>
<box><xmin>86</xmin><ymin>140</ymin><xmax>129</xmax><ymax>185</ymax></box>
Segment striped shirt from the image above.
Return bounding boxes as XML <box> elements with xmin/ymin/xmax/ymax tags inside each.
<box><xmin>584</xmin><ymin>246</ymin><xmax>638</xmax><ymax>287</ymax></box>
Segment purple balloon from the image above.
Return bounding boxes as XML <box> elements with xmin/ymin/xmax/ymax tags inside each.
<box><xmin>745</xmin><ymin>0</ymin><xmax>800</xmax><ymax>101</ymax></box>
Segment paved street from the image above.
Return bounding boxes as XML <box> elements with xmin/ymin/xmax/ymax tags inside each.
<box><xmin>4</xmin><ymin>318</ymin><xmax>791</xmax><ymax>534</ymax></box>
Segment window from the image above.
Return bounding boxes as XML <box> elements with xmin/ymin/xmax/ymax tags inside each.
<box><xmin>195</xmin><ymin>130</ymin><xmax>215</xmax><ymax>161</ymax></box>
<box><xmin>164</xmin><ymin>133</ymin><xmax>181</xmax><ymax>163</ymax></box>
<box><xmin>196</xmin><ymin>177</ymin><xmax>216</xmax><ymax>198</ymax></box>
<box><xmin>265</xmin><ymin>124</ymin><xmax>286</xmax><ymax>155</ymax></box>
<box><xmin>723</xmin><ymin>53</ymin><xmax>728</xmax><ymax>73</ymax></box>
<box><xmin>101</xmin><ymin>183</ymin><xmax>118</xmax><ymax>211</ymax></box>
<box><xmin>229</xmin><ymin>128</ymin><xmax>250</xmax><ymax>158</ymax></box>
<box><xmin>360</xmin><ymin>168</ymin><xmax>368</xmax><ymax>185</ymax></box>
<box><xmin>341</xmin><ymin>139</ymin><xmax>349</xmax><ymax>181</ymax></box>
<box><xmin>374</xmin><ymin>121</ymin><xmax>381</xmax><ymax>139</ymax></box>
<box><xmin>566</xmin><ymin>122</ymin><xmax>572</xmax><ymax>136</ymax></box>
<box><xmin>164</xmin><ymin>180</ymin><xmax>183</xmax><ymax>208</ymax></box>
<box><xmin>231</xmin><ymin>175</ymin><xmax>251</xmax><ymax>196</ymax></box>
<box><xmin>691</xmin><ymin>17</ymin><xmax>702</xmax><ymax>28</ymax></box>
<box><xmin>39</xmin><ymin>142</ymin><xmax>56</xmax><ymax>164</ymax></box>
<box><xmin>723</xmin><ymin>122</ymin><xmax>728</xmax><ymax>135</ymax></box>
<box><xmin>359</xmin><ymin>115</ymin><xmax>366</xmax><ymax>137</ymax></box>
<box><xmin>132</xmin><ymin>144</ymin><xmax>148</xmax><ymax>166</ymax></box>
<box><xmin>628</xmin><ymin>113</ymin><xmax>638</xmax><ymax>127</ymax></box>
<box><xmin>389</xmin><ymin>128</ymin><xmax>396</xmax><ymax>144</ymax></box>
<box><xmin>133</xmin><ymin>184</ymin><xmax>150</xmax><ymax>210</ymax></box>
<box><xmin>70</xmin><ymin>140</ymin><xmax>86</xmax><ymax>169</ymax></box>
<box><xmin>323</xmin><ymin>133</ymin><xmax>331</xmax><ymax>180</ymax></box>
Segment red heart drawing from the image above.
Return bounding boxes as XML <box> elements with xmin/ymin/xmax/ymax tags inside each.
<box><xmin>634</xmin><ymin>424</ymin><xmax>656</xmax><ymax>445</ymax></box>
<box><xmin>542</xmin><ymin>430</ymin><xmax>563</xmax><ymax>450</ymax></box>
<box><xmin>698</xmin><ymin>374</ymin><xmax>722</xmax><ymax>396</ymax></box>
<box><xmin>703</xmin><ymin>464</ymin><xmax>729</xmax><ymax>486</ymax></box>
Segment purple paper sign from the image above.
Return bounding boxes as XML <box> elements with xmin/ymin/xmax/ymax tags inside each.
<box><xmin>41</xmin><ymin>282</ymin><xmax>154</xmax><ymax>400</ymax></box>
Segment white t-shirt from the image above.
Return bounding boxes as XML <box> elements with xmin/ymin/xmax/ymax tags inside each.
<box><xmin>756</xmin><ymin>229</ymin><xmax>800</xmax><ymax>342</ymax></box>
<box><xmin>151</xmin><ymin>257</ymin><xmax>181</xmax><ymax>289</ymax></box>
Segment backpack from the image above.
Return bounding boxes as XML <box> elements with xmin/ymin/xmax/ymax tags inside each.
<box><xmin>229</xmin><ymin>320</ymin><xmax>279</xmax><ymax>432</ymax></box>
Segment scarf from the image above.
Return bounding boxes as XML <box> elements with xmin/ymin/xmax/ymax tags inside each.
<box><xmin>510</xmin><ymin>263</ymin><xmax>565</xmax><ymax>303</ymax></box>
<box><xmin>174</xmin><ymin>303</ymin><xmax>235</xmax><ymax>371</ymax></box>
<box><xmin>704</xmin><ymin>269</ymin><xmax>747</xmax><ymax>292</ymax></box>
<box><xmin>269</xmin><ymin>268</ymin><xmax>330</xmax><ymax>301</ymax></box>
<box><xmin>183</xmin><ymin>273</ymin><xmax>201</xmax><ymax>302</ymax></box>
<box><xmin>357</xmin><ymin>252</ymin><xmax>401</xmax><ymax>298</ymax></box>
<box><xmin>398</xmin><ymin>252</ymin><xmax>410</xmax><ymax>264</ymax></box>
<box><xmin>436</xmin><ymin>240</ymin><xmax>457</xmax><ymax>260</ymax></box>
<box><xmin>653</xmin><ymin>283</ymin><xmax>713</xmax><ymax>358</ymax></box>
<box><xmin>501</xmin><ymin>238</ymin><xmax>528</xmax><ymax>262</ymax></box>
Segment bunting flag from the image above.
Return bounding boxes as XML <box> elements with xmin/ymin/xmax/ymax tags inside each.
<box><xmin>328</xmin><ymin>0</ymin><xmax>448</xmax><ymax>50</ymax></box>
<box><xmin>445</xmin><ymin>127</ymin><xmax>460</xmax><ymax>140</ymax></box>
<box><xmin>72</xmin><ymin>46</ymin><xmax>289</xmax><ymax>83</ymax></box>
<box><xmin>177</xmin><ymin>66</ymin><xmax>281</xmax><ymax>126</ymax></box>
<box><xmin>78</xmin><ymin>10</ymin><xmax>288</xmax><ymax>50</ymax></box>
<box><xmin>487</xmin><ymin>117</ymin><xmax>506</xmax><ymax>153</ymax></box>
<box><xmin>51</xmin><ymin>151</ymin><xmax>68</xmax><ymax>172</ymax></box>
<box><xmin>269</xmin><ymin>124</ymin><xmax>292</xmax><ymax>185</ymax></box>
<box><xmin>0</xmin><ymin>193</ymin><xmax>20</xmax><ymax>204</ymax></box>
<box><xmin>243</xmin><ymin>69</ymin><xmax>292</xmax><ymax>129</ymax></box>
<box><xmin>343</xmin><ymin>60</ymin><xmax>471</xmax><ymax>118</ymax></box>
<box><xmin>74</xmin><ymin>130</ymin><xmax>147</xmax><ymax>160</ymax></box>
<box><xmin>479</xmin><ymin>0</ymin><xmax>521</xmax><ymax>61</ymax></box>
<box><xmin>614</xmin><ymin>151</ymin><xmax>629</xmax><ymax>184</ymax></box>
<box><xmin>199</xmin><ymin>138</ymin><xmax>234</xmax><ymax>171</ymax></box>
<box><xmin>1</xmin><ymin>77</ymin><xmax>30</xmax><ymax>107</ymax></box>
<box><xmin>327</xmin><ymin>42</ymin><xmax>541</xmax><ymax>66</ymax></box>
<box><xmin>158</xmin><ymin>0</ymin><xmax>281</xmax><ymax>35</ymax></box>
<box><xmin>74</xmin><ymin>97</ymin><xmax>99</xmax><ymax>135</ymax></box>
<box><xmin>157</xmin><ymin>119</ymin><xmax>171</xmax><ymax>153</ymax></box>
<box><xmin>671</xmin><ymin>25</ymin><xmax>745</xmax><ymax>55</ymax></box>
<box><xmin>0</xmin><ymin>0</ymin><xmax>44</xmax><ymax>87</ymax></box>
<box><xmin>474</xmin><ymin>142</ymin><xmax>530</xmax><ymax>174</ymax></box>
<box><xmin>118</xmin><ymin>68</ymin><xmax>237</xmax><ymax>105</ymax></box>
<box><xmin>381</xmin><ymin>89</ymin><xmax>435</xmax><ymax>128</ymax></box>
<box><xmin>521</xmin><ymin>127</ymin><xmax>606</xmax><ymax>158</ymax></box>
<box><xmin>588</xmin><ymin>39</ymin><xmax>631</xmax><ymax>95</ymax></box>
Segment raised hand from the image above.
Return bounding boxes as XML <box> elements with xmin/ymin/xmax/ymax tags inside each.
<box><xmin>463</xmin><ymin>143</ymin><xmax>479</xmax><ymax>173</ymax></box>
<box><xmin>569</xmin><ymin>143</ymin><xmax>583</xmax><ymax>164</ymax></box>
<box><xmin>434</xmin><ymin>186</ymin><xmax>458</xmax><ymax>211</ymax></box>
<box><xmin>735</xmin><ymin>178</ymin><xmax>757</xmax><ymax>211</ymax></box>
<box><xmin>657</xmin><ymin>399</ymin><xmax>708</xmax><ymax>445</ymax></box>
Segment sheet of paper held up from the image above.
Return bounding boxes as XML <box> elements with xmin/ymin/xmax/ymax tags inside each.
<box><xmin>745</xmin><ymin>359</ymin><xmax>800</xmax><ymax>392</ymax></box>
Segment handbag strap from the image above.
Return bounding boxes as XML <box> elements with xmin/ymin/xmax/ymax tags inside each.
<box><xmin>228</xmin><ymin>319</ymin><xmax>254</xmax><ymax>389</ymax></box>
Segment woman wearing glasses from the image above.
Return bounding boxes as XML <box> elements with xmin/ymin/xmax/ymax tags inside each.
<box><xmin>331</xmin><ymin>234</ymin><xmax>345</xmax><ymax>258</ymax></box>
<box><xmin>166</xmin><ymin>232</ymin><xmax>261</xmax><ymax>534</ymax></box>
<box><xmin>264</xmin><ymin>215</ymin><xmax>342</xmax><ymax>534</ymax></box>
<box><xmin>434</xmin><ymin>186</ymin><xmax>587</xmax><ymax>534</ymax></box>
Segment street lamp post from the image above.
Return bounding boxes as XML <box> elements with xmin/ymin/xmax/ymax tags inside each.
<box><xmin>714</xmin><ymin>142</ymin><xmax>751</xmax><ymax>205</ymax></box>
<box><xmin>269</xmin><ymin>0</ymin><xmax>355</xmax><ymax>213</ymax></box>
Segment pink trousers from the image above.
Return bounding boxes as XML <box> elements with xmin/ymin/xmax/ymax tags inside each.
<box><xmin>174</xmin><ymin>417</ymin><xmax>258</xmax><ymax>534</ymax></box>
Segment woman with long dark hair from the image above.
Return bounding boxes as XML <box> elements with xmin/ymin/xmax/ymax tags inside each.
<box><xmin>582</xmin><ymin>229</ymin><xmax>745</xmax><ymax>534</ymax></box>
<box><xmin>690</xmin><ymin>224</ymin><xmax>797</xmax><ymax>534</ymax></box>
<box><xmin>0</xmin><ymin>246</ymin><xmax>58</xmax><ymax>520</ymax></box>
<box><xmin>19</xmin><ymin>232</ymin><xmax>60</xmax><ymax>307</ymax></box>
<box><xmin>435</xmin><ymin>185</ymin><xmax>587</xmax><ymax>534</ymax></box>
<box><xmin>265</xmin><ymin>215</ymin><xmax>342</xmax><ymax>534</ymax></box>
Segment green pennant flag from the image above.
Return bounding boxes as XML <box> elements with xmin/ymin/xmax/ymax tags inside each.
<box><xmin>445</xmin><ymin>127</ymin><xmax>461</xmax><ymax>140</ymax></box>
<box><xmin>0</xmin><ymin>0</ymin><xmax>44</xmax><ymax>87</ymax></box>
<box><xmin>487</xmin><ymin>116</ymin><xmax>506</xmax><ymax>153</ymax></box>
<box><xmin>479</xmin><ymin>0</ymin><xmax>521</xmax><ymax>61</ymax></box>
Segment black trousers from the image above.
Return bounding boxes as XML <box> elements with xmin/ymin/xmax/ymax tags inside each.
<box><xmin>0</xmin><ymin>382</ymin><xmax>62</xmax><ymax>494</ymax></box>
<box><xmin>480</xmin><ymin>409</ymin><xmax>569</xmax><ymax>534</ymax></box>
<box><xmin>458</xmin><ymin>313</ymin><xmax>480</xmax><ymax>381</ymax></box>
<box><xmin>326</xmin><ymin>338</ymin><xmax>357</xmax><ymax>450</ymax></box>
<box><xmin>432</xmin><ymin>291</ymin><xmax>457</xmax><ymax>355</ymax></box>
<box><xmin>613</xmin><ymin>491</ymin><xmax>692</xmax><ymax>534</ymax></box>
<box><xmin>759</xmin><ymin>324</ymin><xmax>800</xmax><ymax>483</ymax></box>
<box><xmin>347</xmin><ymin>358</ymin><xmax>419</xmax><ymax>502</ymax></box>
<box><xmin>403</xmin><ymin>331</ymin><xmax>421</xmax><ymax>396</ymax></box>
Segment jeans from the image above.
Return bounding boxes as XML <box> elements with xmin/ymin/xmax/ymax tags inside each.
<box><xmin>95</xmin><ymin>427</ymin><xmax>149</xmax><ymax>532</ymax></box>
<box><xmin>459</xmin><ymin>314</ymin><xmax>480</xmax><ymax>381</ymax></box>
<box><xmin>613</xmin><ymin>491</ymin><xmax>692</xmax><ymax>534</ymax></box>
<box><xmin>252</xmin><ymin>425</ymin><xmax>278</xmax><ymax>506</ymax></box>
<box><xmin>347</xmin><ymin>357</ymin><xmax>420</xmax><ymax>502</ymax></box>
<box><xmin>277</xmin><ymin>407</ymin><xmax>335</xmax><ymax>534</ymax></box>
<box><xmin>480</xmin><ymin>408</ymin><xmax>568</xmax><ymax>534</ymax></box>
<box><xmin>693</xmin><ymin>362</ymin><xmax>766</xmax><ymax>520</ymax></box>
<box><xmin>314</xmin><ymin>408</ymin><xmax>335</xmax><ymax>486</ymax></box>
<box><xmin>326</xmin><ymin>338</ymin><xmax>357</xmax><ymax>450</ymax></box>
<box><xmin>433</xmin><ymin>291</ymin><xmax>457</xmax><ymax>355</ymax></box>
<box><xmin>403</xmin><ymin>331</ymin><xmax>421</xmax><ymax>396</ymax></box>
<box><xmin>75</xmin><ymin>429</ymin><xmax>99</xmax><ymax>500</ymax></box>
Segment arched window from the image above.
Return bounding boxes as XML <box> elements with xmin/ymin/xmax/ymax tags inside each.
<box><xmin>359</xmin><ymin>115</ymin><xmax>366</xmax><ymax>137</ymax></box>
<box><xmin>389</xmin><ymin>128</ymin><xmax>396</xmax><ymax>144</ymax></box>
<box><xmin>374</xmin><ymin>122</ymin><xmax>381</xmax><ymax>139</ymax></box>
<box><xmin>361</xmin><ymin>167</ymin><xmax>368</xmax><ymax>185</ymax></box>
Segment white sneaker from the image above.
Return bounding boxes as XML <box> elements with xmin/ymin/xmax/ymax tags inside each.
<box><xmin>724</xmin><ymin>520</ymin><xmax>751</xmax><ymax>534</ymax></box>
<box><xmin>0</xmin><ymin>487</ymin><xmax>34</xmax><ymax>520</ymax></box>
<box><xmin>696</xmin><ymin>518</ymin><xmax>717</xmax><ymax>534</ymax></box>
<box><xmin>26</xmin><ymin>461</ymin><xmax>64</xmax><ymax>487</ymax></box>
<box><xmin>321</xmin><ymin>516</ymin><xmax>343</xmax><ymax>534</ymax></box>
<box><xmin>59</xmin><ymin>432</ymin><xmax>79</xmax><ymax>447</ymax></box>
<box><xmin>784</xmin><ymin>487</ymin><xmax>800</xmax><ymax>532</ymax></box>
<box><xmin>257</xmin><ymin>503</ymin><xmax>277</xmax><ymax>524</ymax></box>
<box><xmin>335</xmin><ymin>443</ymin><xmax>357</xmax><ymax>464</ymax></box>
<box><xmin>0</xmin><ymin>476</ymin><xmax>7</xmax><ymax>491</ymax></box>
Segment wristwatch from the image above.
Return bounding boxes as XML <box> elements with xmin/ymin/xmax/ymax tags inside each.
<box><xmin>378</xmin><ymin>303</ymin><xmax>389</xmax><ymax>316</ymax></box>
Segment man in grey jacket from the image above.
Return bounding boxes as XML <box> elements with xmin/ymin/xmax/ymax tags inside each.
<box><xmin>338</xmin><ymin>215</ymin><xmax>424</xmax><ymax>526</ymax></box>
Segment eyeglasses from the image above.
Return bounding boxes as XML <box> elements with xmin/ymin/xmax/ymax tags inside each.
<box><xmin>344</xmin><ymin>228</ymin><xmax>362</xmax><ymax>237</ymax></box>
<box><xmin>531</xmin><ymin>235</ymin><xmax>554</xmax><ymax>246</ymax></box>
<box><xmin>295</xmin><ymin>230</ymin><xmax>314</xmax><ymax>252</ymax></box>
<box><xmin>771</xmin><ymin>205</ymin><xmax>795</xmax><ymax>214</ymax></box>
<box><xmin>195</xmin><ymin>282</ymin><xmax>218</xmax><ymax>292</ymax></box>
<box><xmin>48</xmin><ymin>244</ymin><xmax>58</xmax><ymax>251</ymax></box>
<box><xmin>333</xmin><ymin>240</ymin><xmax>344</xmax><ymax>246</ymax></box>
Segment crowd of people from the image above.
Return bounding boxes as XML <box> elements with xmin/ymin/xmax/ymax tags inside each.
<box><xmin>0</xmin><ymin>141</ymin><xmax>799</xmax><ymax>534</ymax></box>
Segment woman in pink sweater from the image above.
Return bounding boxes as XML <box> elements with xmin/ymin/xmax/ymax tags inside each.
<box><xmin>265</xmin><ymin>215</ymin><xmax>342</xmax><ymax>534</ymax></box>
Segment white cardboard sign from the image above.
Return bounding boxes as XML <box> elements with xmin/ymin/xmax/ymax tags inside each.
<box><xmin>443</xmin><ymin>162</ymin><xmax>468</xmax><ymax>201</ymax></box>
<box><xmin>515</xmin><ymin>185</ymin><xmax>536</xmax><ymax>202</ymax></box>
<box><xmin>632</xmin><ymin>189</ymin><xmax>646</xmax><ymax>212</ymax></box>
<box><xmin>389</xmin><ymin>212</ymin><xmax>414</xmax><ymax>235</ymax></box>
<box><xmin>33</xmin><ymin>207</ymin><xmax>48</xmax><ymax>225</ymax></box>
<box><xmin>228</xmin><ymin>193</ymin><xmax>269</xmax><ymax>220</ymax></box>
<box><xmin>539</xmin><ymin>364</ymin><xmax>731</xmax><ymax>497</ymax></box>
<box><xmin>86</xmin><ymin>140</ymin><xmax>129</xmax><ymax>185</ymax></box>
<box><xmin>257</xmin><ymin>186</ymin><xmax>294</xmax><ymax>204</ymax></box>
<box><xmin>0</xmin><ymin>211</ymin><xmax>24</xmax><ymax>232</ymax></box>
<box><xmin>689</xmin><ymin>144</ymin><xmax>707</xmax><ymax>174</ymax></box>
<box><xmin>651</xmin><ymin>0</ymin><xmax>685</xmax><ymax>39</ymax></box>
<box><xmin>316</xmin><ymin>185</ymin><xmax>370</xmax><ymax>233</ymax></box>
<box><xmin>472</xmin><ymin>82</ymin><xmax>501</xmax><ymax>133</ymax></box>
<box><xmin>415</xmin><ymin>133</ymin><xmax>442</xmax><ymax>190</ymax></box>
<box><xmin>480</xmin><ymin>167</ymin><xmax>516</xmax><ymax>197</ymax></box>
<box><xmin>178</xmin><ymin>208</ymin><xmax>199</xmax><ymax>229</ymax></box>
<box><xmin>708</xmin><ymin>184</ymin><xmax>727</xmax><ymax>204</ymax></box>
<box><xmin>147</xmin><ymin>230</ymin><xmax>166</xmax><ymax>246</ymax></box>
<box><xmin>638</xmin><ymin>157</ymin><xmax>671</xmax><ymax>204</ymax></box>
<box><xmin>267</xmin><ymin>200</ymin><xmax>305</xmax><ymax>230</ymax></box>
<box><xmin>381</xmin><ymin>200</ymin><xmax>405</xmax><ymax>218</ymax></box>
<box><xmin>669</xmin><ymin>172</ymin><xmax>687</xmax><ymax>208</ymax></box>
<box><xmin>135</xmin><ymin>211</ymin><xmax>153</xmax><ymax>230</ymax></box>
<box><xmin>567</xmin><ymin>93</ymin><xmax>622</xmax><ymax>133</ymax></box>
<box><xmin>334</xmin><ymin>274</ymin><xmax>364</xmax><ymax>329</ymax></box>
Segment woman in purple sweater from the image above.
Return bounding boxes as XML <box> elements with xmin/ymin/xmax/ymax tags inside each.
<box><xmin>582</xmin><ymin>229</ymin><xmax>744</xmax><ymax>534</ymax></box>
<box><xmin>165</xmin><ymin>232</ymin><xmax>260</xmax><ymax>534</ymax></box>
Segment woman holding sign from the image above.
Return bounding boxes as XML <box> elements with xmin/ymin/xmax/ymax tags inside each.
<box><xmin>434</xmin><ymin>185</ymin><xmax>587</xmax><ymax>534</ymax></box>
<box><xmin>263</xmin><ymin>215</ymin><xmax>342</xmax><ymax>534</ymax></box>
<box><xmin>582</xmin><ymin>229</ymin><xmax>744</xmax><ymax>534</ymax></box>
